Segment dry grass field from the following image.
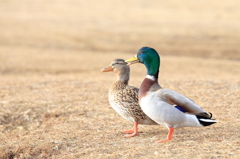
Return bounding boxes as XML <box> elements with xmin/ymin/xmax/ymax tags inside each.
<box><xmin>0</xmin><ymin>0</ymin><xmax>240</xmax><ymax>158</ymax></box>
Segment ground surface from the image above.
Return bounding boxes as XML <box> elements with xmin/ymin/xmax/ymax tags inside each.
<box><xmin>0</xmin><ymin>0</ymin><xmax>240</xmax><ymax>158</ymax></box>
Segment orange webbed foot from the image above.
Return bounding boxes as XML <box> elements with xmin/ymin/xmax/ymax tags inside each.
<box><xmin>155</xmin><ymin>139</ymin><xmax>172</xmax><ymax>143</ymax></box>
<box><xmin>125</xmin><ymin>131</ymin><xmax>138</xmax><ymax>137</ymax></box>
<box><xmin>122</xmin><ymin>122</ymin><xmax>138</xmax><ymax>137</ymax></box>
<box><xmin>122</xmin><ymin>129</ymin><xmax>134</xmax><ymax>134</ymax></box>
<box><xmin>155</xmin><ymin>127</ymin><xmax>174</xmax><ymax>143</ymax></box>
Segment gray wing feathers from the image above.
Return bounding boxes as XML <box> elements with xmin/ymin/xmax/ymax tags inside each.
<box><xmin>158</xmin><ymin>89</ymin><xmax>205</xmax><ymax>114</ymax></box>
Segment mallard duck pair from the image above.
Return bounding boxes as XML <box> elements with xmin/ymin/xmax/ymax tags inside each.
<box><xmin>101</xmin><ymin>47</ymin><xmax>217</xmax><ymax>143</ymax></box>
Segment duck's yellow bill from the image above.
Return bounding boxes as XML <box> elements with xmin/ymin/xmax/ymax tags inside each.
<box><xmin>125</xmin><ymin>55</ymin><xmax>139</xmax><ymax>65</ymax></box>
<box><xmin>100</xmin><ymin>66</ymin><xmax>113</xmax><ymax>72</ymax></box>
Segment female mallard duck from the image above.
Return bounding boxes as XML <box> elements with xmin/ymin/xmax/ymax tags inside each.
<box><xmin>125</xmin><ymin>47</ymin><xmax>217</xmax><ymax>143</ymax></box>
<box><xmin>101</xmin><ymin>58</ymin><xmax>157</xmax><ymax>137</ymax></box>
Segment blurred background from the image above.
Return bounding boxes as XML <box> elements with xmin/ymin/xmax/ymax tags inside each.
<box><xmin>1</xmin><ymin>0</ymin><xmax>240</xmax><ymax>60</ymax></box>
<box><xmin>0</xmin><ymin>1</ymin><xmax>240</xmax><ymax>158</ymax></box>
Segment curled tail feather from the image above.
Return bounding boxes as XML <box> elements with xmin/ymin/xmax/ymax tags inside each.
<box><xmin>196</xmin><ymin>112</ymin><xmax>217</xmax><ymax>126</ymax></box>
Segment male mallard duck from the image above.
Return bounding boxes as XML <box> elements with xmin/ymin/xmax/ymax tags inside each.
<box><xmin>125</xmin><ymin>47</ymin><xmax>217</xmax><ymax>143</ymax></box>
<box><xmin>101</xmin><ymin>59</ymin><xmax>157</xmax><ymax>137</ymax></box>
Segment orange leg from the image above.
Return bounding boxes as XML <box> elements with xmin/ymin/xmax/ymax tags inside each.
<box><xmin>122</xmin><ymin>122</ymin><xmax>138</xmax><ymax>137</ymax></box>
<box><xmin>155</xmin><ymin>127</ymin><xmax>174</xmax><ymax>143</ymax></box>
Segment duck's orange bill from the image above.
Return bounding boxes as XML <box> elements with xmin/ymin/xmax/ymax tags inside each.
<box><xmin>100</xmin><ymin>66</ymin><xmax>114</xmax><ymax>72</ymax></box>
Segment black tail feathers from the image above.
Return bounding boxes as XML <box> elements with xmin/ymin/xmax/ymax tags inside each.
<box><xmin>196</xmin><ymin>112</ymin><xmax>217</xmax><ymax>126</ymax></box>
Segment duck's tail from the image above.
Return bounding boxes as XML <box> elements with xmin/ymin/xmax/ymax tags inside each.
<box><xmin>196</xmin><ymin>112</ymin><xmax>217</xmax><ymax>126</ymax></box>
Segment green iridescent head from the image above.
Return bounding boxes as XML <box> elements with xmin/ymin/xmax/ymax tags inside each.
<box><xmin>125</xmin><ymin>47</ymin><xmax>160</xmax><ymax>78</ymax></box>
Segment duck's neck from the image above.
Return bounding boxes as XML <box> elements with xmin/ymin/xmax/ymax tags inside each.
<box><xmin>111</xmin><ymin>81</ymin><xmax>127</xmax><ymax>91</ymax></box>
<box><xmin>138</xmin><ymin>48</ymin><xmax>161</xmax><ymax>99</ymax></box>
<box><xmin>116</xmin><ymin>71</ymin><xmax>129</xmax><ymax>84</ymax></box>
<box><xmin>111</xmin><ymin>71</ymin><xmax>129</xmax><ymax>90</ymax></box>
<box><xmin>144</xmin><ymin>56</ymin><xmax>160</xmax><ymax>79</ymax></box>
<box><xmin>139</xmin><ymin>75</ymin><xmax>161</xmax><ymax>100</ymax></box>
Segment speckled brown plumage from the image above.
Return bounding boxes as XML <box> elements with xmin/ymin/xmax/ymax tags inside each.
<box><xmin>109</xmin><ymin>81</ymin><xmax>157</xmax><ymax>125</ymax></box>
<box><xmin>101</xmin><ymin>59</ymin><xmax>157</xmax><ymax>137</ymax></box>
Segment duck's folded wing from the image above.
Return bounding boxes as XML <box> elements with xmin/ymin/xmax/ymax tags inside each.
<box><xmin>126</xmin><ymin>86</ymin><xmax>139</xmax><ymax>103</ymax></box>
<box><xmin>158</xmin><ymin>89</ymin><xmax>205</xmax><ymax>114</ymax></box>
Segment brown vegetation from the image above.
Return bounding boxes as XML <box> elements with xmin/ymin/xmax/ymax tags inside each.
<box><xmin>0</xmin><ymin>0</ymin><xmax>240</xmax><ymax>158</ymax></box>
